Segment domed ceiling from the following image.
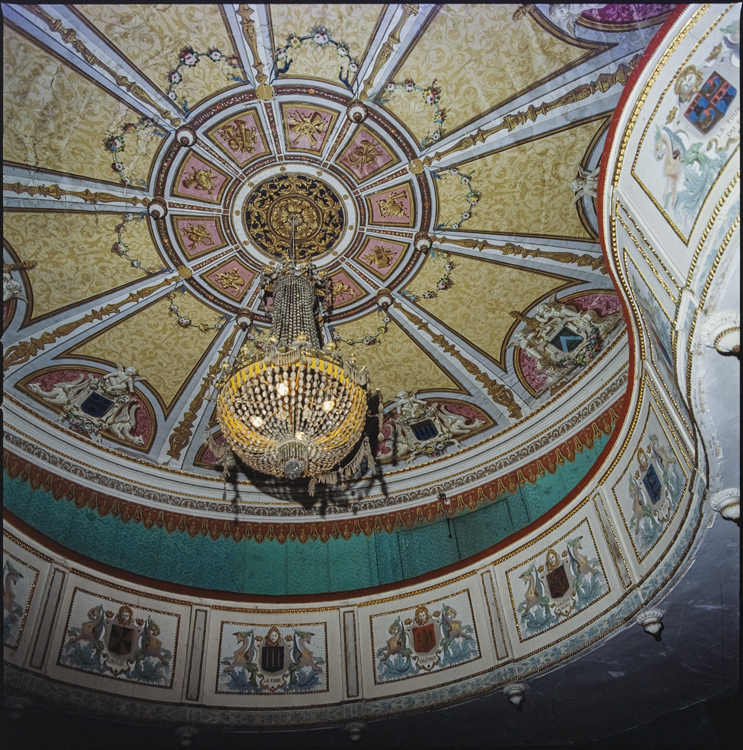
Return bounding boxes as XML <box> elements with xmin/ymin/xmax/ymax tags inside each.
<box><xmin>3</xmin><ymin>4</ymin><xmax>673</xmax><ymax>595</ymax></box>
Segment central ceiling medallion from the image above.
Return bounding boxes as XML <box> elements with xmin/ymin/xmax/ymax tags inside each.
<box><xmin>244</xmin><ymin>174</ymin><xmax>344</xmax><ymax>261</ymax></box>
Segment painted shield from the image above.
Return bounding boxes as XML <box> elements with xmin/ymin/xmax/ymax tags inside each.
<box><xmin>106</xmin><ymin>623</ymin><xmax>137</xmax><ymax>656</ymax></box>
<box><xmin>413</xmin><ymin>622</ymin><xmax>437</xmax><ymax>653</ymax></box>
<box><xmin>546</xmin><ymin>564</ymin><xmax>571</xmax><ymax>599</ymax></box>
<box><xmin>261</xmin><ymin>645</ymin><xmax>285</xmax><ymax>673</ymax></box>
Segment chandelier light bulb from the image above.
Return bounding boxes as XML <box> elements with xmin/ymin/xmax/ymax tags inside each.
<box><xmin>250</xmin><ymin>415</ymin><xmax>264</xmax><ymax>428</ymax></box>
<box><xmin>277</xmin><ymin>382</ymin><xmax>289</xmax><ymax>396</ymax></box>
<box><xmin>322</xmin><ymin>399</ymin><xmax>335</xmax><ymax>412</ymax></box>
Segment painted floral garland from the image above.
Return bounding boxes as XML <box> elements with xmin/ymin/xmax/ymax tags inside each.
<box><xmin>401</xmin><ymin>250</ymin><xmax>456</xmax><ymax>302</ymax></box>
<box><xmin>167</xmin><ymin>47</ymin><xmax>245</xmax><ymax>114</ymax></box>
<box><xmin>166</xmin><ymin>284</ymin><xmax>230</xmax><ymax>333</ymax></box>
<box><xmin>330</xmin><ymin>310</ymin><xmax>391</xmax><ymax>347</ymax></box>
<box><xmin>274</xmin><ymin>27</ymin><xmax>360</xmax><ymax>92</ymax></box>
<box><xmin>112</xmin><ymin>214</ymin><xmax>170</xmax><ymax>275</ymax></box>
<box><xmin>103</xmin><ymin>116</ymin><xmax>167</xmax><ymax>187</ymax></box>
<box><xmin>433</xmin><ymin>168</ymin><xmax>480</xmax><ymax>231</ymax></box>
<box><xmin>373</xmin><ymin>78</ymin><xmax>445</xmax><ymax>149</ymax></box>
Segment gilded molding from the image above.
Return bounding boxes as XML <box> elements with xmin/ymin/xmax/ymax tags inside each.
<box><xmin>166</xmin><ymin>325</ymin><xmax>240</xmax><ymax>461</ymax></box>
<box><xmin>235</xmin><ymin>5</ymin><xmax>268</xmax><ymax>88</ymax></box>
<box><xmin>433</xmin><ymin>236</ymin><xmax>607</xmax><ymax>274</ymax></box>
<box><xmin>2</xmin><ymin>275</ymin><xmax>176</xmax><ymax>372</ymax></box>
<box><xmin>399</xmin><ymin>308</ymin><xmax>523</xmax><ymax>419</ymax></box>
<box><xmin>359</xmin><ymin>4</ymin><xmax>419</xmax><ymax>101</ymax></box>
<box><xmin>414</xmin><ymin>55</ymin><xmax>639</xmax><ymax>171</ymax></box>
<box><xmin>3</xmin><ymin>182</ymin><xmax>150</xmax><ymax>207</ymax></box>
<box><xmin>25</xmin><ymin>4</ymin><xmax>181</xmax><ymax>127</ymax></box>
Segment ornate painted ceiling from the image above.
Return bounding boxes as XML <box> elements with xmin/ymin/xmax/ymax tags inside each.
<box><xmin>3</xmin><ymin>4</ymin><xmax>675</xmax><ymax>594</ymax></box>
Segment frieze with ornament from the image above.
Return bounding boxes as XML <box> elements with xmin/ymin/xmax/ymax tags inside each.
<box><xmin>508</xmin><ymin>521</ymin><xmax>609</xmax><ymax>641</ymax></box>
<box><xmin>59</xmin><ymin>592</ymin><xmax>176</xmax><ymax>687</ymax></box>
<box><xmin>3</xmin><ymin>396</ymin><xmax>622</xmax><ymax>548</ymax></box>
<box><xmin>218</xmin><ymin>622</ymin><xmax>327</xmax><ymax>694</ymax></box>
<box><xmin>372</xmin><ymin>591</ymin><xmax>480</xmax><ymax>683</ymax></box>
<box><xmin>432</xmin><ymin>167</ymin><xmax>480</xmax><ymax>231</ymax></box>
<box><xmin>112</xmin><ymin>214</ymin><xmax>170</xmax><ymax>275</ymax></box>
<box><xmin>401</xmin><ymin>249</ymin><xmax>455</xmax><ymax>301</ymax></box>
<box><xmin>3</xmin><ymin>552</ymin><xmax>38</xmax><ymax>649</ymax></box>
<box><xmin>166</xmin><ymin>283</ymin><xmax>230</xmax><ymax>332</ymax></box>
<box><xmin>22</xmin><ymin>365</ymin><xmax>154</xmax><ymax>449</ymax></box>
<box><xmin>373</xmin><ymin>78</ymin><xmax>445</xmax><ymax>149</ymax></box>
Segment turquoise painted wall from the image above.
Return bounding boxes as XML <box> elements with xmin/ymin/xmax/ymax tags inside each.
<box><xmin>3</xmin><ymin>432</ymin><xmax>609</xmax><ymax>595</ymax></box>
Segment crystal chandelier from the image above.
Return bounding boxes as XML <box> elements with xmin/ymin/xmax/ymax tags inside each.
<box><xmin>216</xmin><ymin>215</ymin><xmax>378</xmax><ymax>493</ymax></box>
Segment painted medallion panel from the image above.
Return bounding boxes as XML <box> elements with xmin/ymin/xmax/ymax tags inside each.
<box><xmin>3</xmin><ymin>552</ymin><xmax>39</xmax><ymax>649</ymax></box>
<box><xmin>58</xmin><ymin>587</ymin><xmax>179</xmax><ymax>688</ymax></box>
<box><xmin>172</xmin><ymin>154</ymin><xmax>232</xmax><ymax>204</ymax></box>
<box><xmin>631</xmin><ymin>5</ymin><xmax>740</xmax><ymax>243</ymax></box>
<box><xmin>612</xmin><ymin>406</ymin><xmax>689</xmax><ymax>562</ymax></box>
<box><xmin>354</xmin><ymin>236</ymin><xmax>408</xmax><ymax>280</ymax></box>
<box><xmin>365</xmin><ymin>183</ymin><xmax>415</xmax><ymax>227</ymax></box>
<box><xmin>217</xmin><ymin>621</ymin><xmax>328</xmax><ymax>694</ymax></box>
<box><xmin>371</xmin><ymin>588</ymin><xmax>480</xmax><ymax>684</ymax></box>
<box><xmin>201</xmin><ymin>257</ymin><xmax>255</xmax><ymax>303</ymax></box>
<box><xmin>506</xmin><ymin>519</ymin><xmax>609</xmax><ymax>642</ymax></box>
<box><xmin>173</xmin><ymin>216</ymin><xmax>229</xmax><ymax>259</ymax></box>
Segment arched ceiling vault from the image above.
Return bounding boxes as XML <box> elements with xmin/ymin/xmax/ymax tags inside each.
<box><xmin>3</xmin><ymin>4</ymin><xmax>674</xmax><ymax>594</ymax></box>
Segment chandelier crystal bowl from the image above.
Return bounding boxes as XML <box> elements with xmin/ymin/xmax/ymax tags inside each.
<box><xmin>215</xmin><ymin>206</ymin><xmax>377</xmax><ymax>488</ymax></box>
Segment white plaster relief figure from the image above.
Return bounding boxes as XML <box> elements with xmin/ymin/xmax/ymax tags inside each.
<box><xmin>28</xmin><ymin>363</ymin><xmax>145</xmax><ymax>446</ymax></box>
<box><xmin>570</xmin><ymin>165</ymin><xmax>601</xmax><ymax>203</ymax></box>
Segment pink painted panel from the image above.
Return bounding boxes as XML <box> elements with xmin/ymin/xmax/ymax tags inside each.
<box><xmin>358</xmin><ymin>238</ymin><xmax>405</xmax><ymax>272</ymax></box>
<box><xmin>328</xmin><ymin>271</ymin><xmax>364</xmax><ymax>307</ymax></box>
<box><xmin>285</xmin><ymin>107</ymin><xmax>333</xmax><ymax>152</ymax></box>
<box><xmin>368</xmin><ymin>186</ymin><xmax>413</xmax><ymax>225</ymax></box>
<box><xmin>582</xmin><ymin>4</ymin><xmax>671</xmax><ymax>24</ymax></box>
<box><xmin>204</xmin><ymin>260</ymin><xmax>255</xmax><ymax>301</ymax></box>
<box><xmin>339</xmin><ymin>131</ymin><xmax>394</xmax><ymax>180</ymax></box>
<box><xmin>211</xmin><ymin>112</ymin><xmax>268</xmax><ymax>165</ymax></box>
<box><xmin>175</xmin><ymin>217</ymin><xmax>223</xmax><ymax>258</ymax></box>
<box><xmin>176</xmin><ymin>155</ymin><xmax>228</xmax><ymax>202</ymax></box>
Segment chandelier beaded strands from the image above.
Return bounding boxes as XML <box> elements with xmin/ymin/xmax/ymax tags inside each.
<box><xmin>216</xmin><ymin>212</ymin><xmax>380</xmax><ymax>495</ymax></box>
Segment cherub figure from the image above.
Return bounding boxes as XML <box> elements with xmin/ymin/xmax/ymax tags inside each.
<box><xmin>570</xmin><ymin>165</ymin><xmax>601</xmax><ymax>203</ymax></box>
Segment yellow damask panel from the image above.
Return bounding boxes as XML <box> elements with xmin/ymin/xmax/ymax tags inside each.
<box><xmin>385</xmin><ymin>4</ymin><xmax>597</xmax><ymax>141</ymax></box>
<box><xmin>270</xmin><ymin>4</ymin><xmax>385</xmax><ymax>87</ymax></box>
<box><xmin>334</xmin><ymin>316</ymin><xmax>462</xmax><ymax>401</ymax></box>
<box><xmin>2</xmin><ymin>25</ymin><xmax>160</xmax><ymax>184</ymax></box>
<box><xmin>405</xmin><ymin>254</ymin><xmax>576</xmax><ymax>369</ymax></box>
<box><xmin>69</xmin><ymin>292</ymin><xmax>221</xmax><ymax>409</ymax></box>
<box><xmin>75</xmin><ymin>5</ymin><xmax>239</xmax><ymax>107</ymax></box>
<box><xmin>448</xmin><ymin>116</ymin><xmax>610</xmax><ymax>240</ymax></box>
<box><xmin>2</xmin><ymin>212</ymin><xmax>165</xmax><ymax>321</ymax></box>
